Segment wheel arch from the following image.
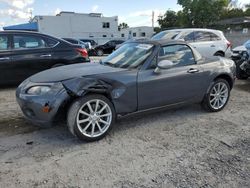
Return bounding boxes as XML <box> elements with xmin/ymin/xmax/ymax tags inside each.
<box><xmin>214</xmin><ymin>51</ymin><xmax>225</xmax><ymax>57</ymax></box>
<box><xmin>214</xmin><ymin>74</ymin><xmax>234</xmax><ymax>90</ymax></box>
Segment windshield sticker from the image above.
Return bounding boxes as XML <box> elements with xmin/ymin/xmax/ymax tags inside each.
<box><xmin>136</xmin><ymin>44</ymin><xmax>152</xmax><ymax>50</ymax></box>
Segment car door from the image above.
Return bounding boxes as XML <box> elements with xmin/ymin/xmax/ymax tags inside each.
<box><xmin>11</xmin><ymin>34</ymin><xmax>53</xmax><ymax>83</ymax></box>
<box><xmin>189</xmin><ymin>31</ymin><xmax>216</xmax><ymax>58</ymax></box>
<box><xmin>0</xmin><ymin>34</ymin><xmax>13</xmax><ymax>85</ymax></box>
<box><xmin>104</xmin><ymin>41</ymin><xmax>116</xmax><ymax>54</ymax></box>
<box><xmin>137</xmin><ymin>44</ymin><xmax>206</xmax><ymax>110</ymax></box>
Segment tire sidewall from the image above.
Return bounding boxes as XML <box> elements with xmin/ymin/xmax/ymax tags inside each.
<box><xmin>96</xmin><ymin>49</ymin><xmax>104</xmax><ymax>56</ymax></box>
<box><xmin>204</xmin><ymin>79</ymin><xmax>230</xmax><ymax>112</ymax></box>
<box><xmin>67</xmin><ymin>94</ymin><xmax>116</xmax><ymax>142</ymax></box>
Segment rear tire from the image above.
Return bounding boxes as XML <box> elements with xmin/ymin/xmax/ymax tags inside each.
<box><xmin>202</xmin><ymin>79</ymin><xmax>230</xmax><ymax>112</ymax></box>
<box><xmin>96</xmin><ymin>49</ymin><xmax>104</xmax><ymax>56</ymax></box>
<box><xmin>214</xmin><ymin>52</ymin><xmax>224</xmax><ymax>57</ymax></box>
<box><xmin>67</xmin><ymin>94</ymin><xmax>115</xmax><ymax>142</ymax></box>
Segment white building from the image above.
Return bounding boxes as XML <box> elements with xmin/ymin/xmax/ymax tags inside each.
<box><xmin>120</xmin><ymin>26</ymin><xmax>154</xmax><ymax>40</ymax></box>
<box><xmin>4</xmin><ymin>12</ymin><xmax>154</xmax><ymax>44</ymax></box>
<box><xmin>32</xmin><ymin>12</ymin><xmax>119</xmax><ymax>44</ymax></box>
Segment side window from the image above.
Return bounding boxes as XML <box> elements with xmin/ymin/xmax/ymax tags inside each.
<box><xmin>116</xmin><ymin>40</ymin><xmax>123</xmax><ymax>44</ymax></box>
<box><xmin>210</xmin><ymin>32</ymin><xmax>221</xmax><ymax>41</ymax></box>
<box><xmin>158</xmin><ymin>44</ymin><xmax>196</xmax><ymax>67</ymax></box>
<box><xmin>46</xmin><ymin>38</ymin><xmax>59</xmax><ymax>47</ymax></box>
<box><xmin>194</xmin><ymin>31</ymin><xmax>211</xmax><ymax>42</ymax></box>
<box><xmin>109</xmin><ymin>41</ymin><xmax>116</xmax><ymax>46</ymax></box>
<box><xmin>0</xmin><ymin>35</ymin><xmax>8</xmax><ymax>50</ymax></box>
<box><xmin>182</xmin><ymin>31</ymin><xmax>195</xmax><ymax>42</ymax></box>
<box><xmin>14</xmin><ymin>35</ymin><xmax>46</xmax><ymax>49</ymax></box>
<box><xmin>102</xmin><ymin>22</ymin><xmax>110</xmax><ymax>28</ymax></box>
<box><xmin>68</xmin><ymin>39</ymin><xmax>78</xmax><ymax>44</ymax></box>
<box><xmin>149</xmin><ymin>55</ymin><xmax>158</xmax><ymax>69</ymax></box>
<box><xmin>141</xmin><ymin>32</ymin><xmax>146</xmax><ymax>37</ymax></box>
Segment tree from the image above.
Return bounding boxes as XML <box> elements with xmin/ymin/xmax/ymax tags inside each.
<box><xmin>221</xmin><ymin>8</ymin><xmax>245</xmax><ymax>18</ymax></box>
<box><xmin>118</xmin><ymin>22</ymin><xmax>129</xmax><ymax>30</ymax></box>
<box><xmin>177</xmin><ymin>0</ymin><xmax>230</xmax><ymax>27</ymax></box>
<box><xmin>158</xmin><ymin>10</ymin><xmax>179</xmax><ymax>29</ymax></box>
<box><xmin>245</xmin><ymin>4</ymin><xmax>250</xmax><ymax>16</ymax></box>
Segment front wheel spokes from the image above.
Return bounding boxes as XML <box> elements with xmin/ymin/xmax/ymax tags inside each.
<box><xmin>82</xmin><ymin>122</ymin><xmax>92</xmax><ymax>132</ymax></box>
<box><xmin>96</xmin><ymin>122</ymin><xmax>103</xmax><ymax>133</ymax></box>
<box><xmin>87</xmin><ymin>102</ymin><xmax>94</xmax><ymax>114</ymax></box>
<box><xmin>91</xmin><ymin>123</ymin><xmax>96</xmax><ymax>136</ymax></box>
<box><xmin>95</xmin><ymin>100</ymin><xmax>100</xmax><ymax>112</ymax></box>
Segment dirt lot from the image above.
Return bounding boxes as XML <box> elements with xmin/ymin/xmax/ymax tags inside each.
<box><xmin>0</xmin><ymin>79</ymin><xmax>250</xmax><ymax>188</ymax></box>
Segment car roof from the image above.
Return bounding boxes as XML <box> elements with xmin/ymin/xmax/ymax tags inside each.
<box><xmin>128</xmin><ymin>38</ymin><xmax>187</xmax><ymax>46</ymax></box>
<box><xmin>80</xmin><ymin>39</ymin><xmax>95</xmax><ymax>41</ymax></box>
<box><xmin>63</xmin><ymin>38</ymin><xmax>78</xmax><ymax>41</ymax></box>
<box><xmin>0</xmin><ymin>30</ymin><xmax>61</xmax><ymax>39</ymax></box>
<box><xmin>160</xmin><ymin>28</ymin><xmax>221</xmax><ymax>33</ymax></box>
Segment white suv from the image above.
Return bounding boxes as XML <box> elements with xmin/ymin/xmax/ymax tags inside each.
<box><xmin>152</xmin><ymin>28</ymin><xmax>232</xmax><ymax>58</ymax></box>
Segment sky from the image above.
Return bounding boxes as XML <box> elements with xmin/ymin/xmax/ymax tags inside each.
<box><xmin>0</xmin><ymin>0</ymin><xmax>249</xmax><ymax>29</ymax></box>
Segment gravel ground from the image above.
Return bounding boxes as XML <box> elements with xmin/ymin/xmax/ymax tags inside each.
<box><xmin>0</xmin><ymin>78</ymin><xmax>250</xmax><ymax>188</ymax></box>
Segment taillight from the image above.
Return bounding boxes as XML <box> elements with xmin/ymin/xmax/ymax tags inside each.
<box><xmin>226</xmin><ymin>40</ymin><xmax>232</xmax><ymax>50</ymax></box>
<box><xmin>76</xmin><ymin>48</ymin><xmax>88</xmax><ymax>58</ymax></box>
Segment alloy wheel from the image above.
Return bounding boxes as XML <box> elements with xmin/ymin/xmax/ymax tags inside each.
<box><xmin>76</xmin><ymin>99</ymin><xmax>112</xmax><ymax>138</ymax></box>
<box><xmin>97</xmin><ymin>50</ymin><xmax>103</xmax><ymax>56</ymax></box>
<box><xmin>209</xmin><ymin>82</ymin><xmax>229</xmax><ymax>110</ymax></box>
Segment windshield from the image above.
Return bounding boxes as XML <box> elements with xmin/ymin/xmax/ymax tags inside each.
<box><xmin>102</xmin><ymin>43</ymin><xmax>154</xmax><ymax>69</ymax></box>
<box><xmin>152</xmin><ymin>31</ymin><xmax>180</xmax><ymax>40</ymax></box>
<box><xmin>244</xmin><ymin>40</ymin><xmax>250</xmax><ymax>49</ymax></box>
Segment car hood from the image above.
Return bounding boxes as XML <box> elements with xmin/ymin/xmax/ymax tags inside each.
<box><xmin>29</xmin><ymin>63</ymin><xmax>125</xmax><ymax>83</ymax></box>
<box><xmin>233</xmin><ymin>45</ymin><xmax>247</xmax><ymax>52</ymax></box>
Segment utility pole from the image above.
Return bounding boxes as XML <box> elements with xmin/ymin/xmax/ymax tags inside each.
<box><xmin>29</xmin><ymin>9</ymin><xmax>33</xmax><ymax>22</ymax></box>
<box><xmin>152</xmin><ymin>11</ymin><xmax>155</xmax><ymax>28</ymax></box>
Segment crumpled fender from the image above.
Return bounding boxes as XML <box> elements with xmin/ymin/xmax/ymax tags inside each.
<box><xmin>62</xmin><ymin>77</ymin><xmax>113</xmax><ymax>97</ymax></box>
<box><xmin>61</xmin><ymin>76</ymin><xmax>136</xmax><ymax>115</ymax></box>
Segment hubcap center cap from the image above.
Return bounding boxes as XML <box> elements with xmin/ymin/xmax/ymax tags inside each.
<box><xmin>91</xmin><ymin>114</ymin><xmax>99</xmax><ymax>122</ymax></box>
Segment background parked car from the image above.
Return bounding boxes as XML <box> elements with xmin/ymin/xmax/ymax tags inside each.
<box><xmin>231</xmin><ymin>40</ymin><xmax>250</xmax><ymax>61</ymax></box>
<box><xmin>152</xmin><ymin>28</ymin><xmax>232</xmax><ymax>58</ymax></box>
<box><xmin>79</xmin><ymin>39</ymin><xmax>98</xmax><ymax>48</ymax></box>
<box><xmin>0</xmin><ymin>31</ymin><xmax>89</xmax><ymax>85</ymax></box>
<box><xmin>94</xmin><ymin>40</ymin><xmax>125</xmax><ymax>56</ymax></box>
<box><xmin>115</xmin><ymin>38</ymin><xmax>148</xmax><ymax>50</ymax></box>
<box><xmin>62</xmin><ymin>38</ymin><xmax>89</xmax><ymax>50</ymax></box>
<box><xmin>234</xmin><ymin>50</ymin><xmax>250</xmax><ymax>80</ymax></box>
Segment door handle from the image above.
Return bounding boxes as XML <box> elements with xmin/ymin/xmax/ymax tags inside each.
<box><xmin>187</xmin><ymin>68</ymin><xmax>199</xmax><ymax>73</ymax></box>
<box><xmin>0</xmin><ymin>57</ymin><xmax>10</xmax><ymax>61</ymax></box>
<box><xmin>211</xmin><ymin>45</ymin><xmax>216</xmax><ymax>47</ymax></box>
<box><xmin>40</xmin><ymin>54</ymin><xmax>52</xmax><ymax>57</ymax></box>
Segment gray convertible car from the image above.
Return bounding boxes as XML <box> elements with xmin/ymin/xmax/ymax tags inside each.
<box><xmin>16</xmin><ymin>40</ymin><xmax>236</xmax><ymax>141</ymax></box>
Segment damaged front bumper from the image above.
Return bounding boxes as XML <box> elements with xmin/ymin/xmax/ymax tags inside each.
<box><xmin>16</xmin><ymin>80</ymin><xmax>70</xmax><ymax>126</ymax></box>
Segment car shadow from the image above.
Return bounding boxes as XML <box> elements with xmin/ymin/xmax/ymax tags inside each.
<box><xmin>113</xmin><ymin>104</ymin><xmax>204</xmax><ymax>133</ymax></box>
<box><xmin>1</xmin><ymin>104</ymin><xmax>204</xmax><ymax>145</ymax></box>
<box><xmin>234</xmin><ymin>79</ymin><xmax>250</xmax><ymax>92</ymax></box>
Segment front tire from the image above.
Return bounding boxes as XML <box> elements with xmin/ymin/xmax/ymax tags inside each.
<box><xmin>202</xmin><ymin>79</ymin><xmax>230</xmax><ymax>112</ymax></box>
<box><xmin>67</xmin><ymin>94</ymin><xmax>115</xmax><ymax>142</ymax></box>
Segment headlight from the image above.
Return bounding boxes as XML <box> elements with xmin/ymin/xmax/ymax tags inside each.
<box><xmin>26</xmin><ymin>86</ymin><xmax>51</xmax><ymax>95</ymax></box>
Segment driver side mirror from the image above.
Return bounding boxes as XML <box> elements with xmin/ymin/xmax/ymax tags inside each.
<box><xmin>154</xmin><ymin>60</ymin><xmax>174</xmax><ymax>74</ymax></box>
